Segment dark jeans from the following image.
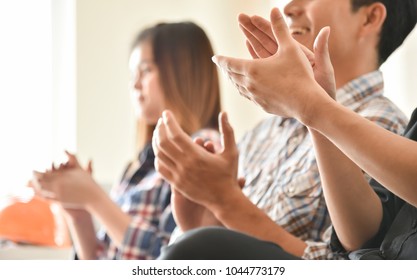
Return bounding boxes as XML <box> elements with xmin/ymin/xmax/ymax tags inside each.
<box><xmin>158</xmin><ymin>226</ymin><xmax>300</xmax><ymax>260</ymax></box>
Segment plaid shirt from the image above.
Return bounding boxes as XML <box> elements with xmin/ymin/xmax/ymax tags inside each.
<box><xmin>97</xmin><ymin>128</ymin><xmax>219</xmax><ymax>260</ymax></box>
<box><xmin>238</xmin><ymin>71</ymin><xmax>408</xmax><ymax>259</ymax></box>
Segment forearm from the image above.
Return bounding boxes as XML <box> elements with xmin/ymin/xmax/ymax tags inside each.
<box><xmin>209</xmin><ymin>188</ymin><xmax>306</xmax><ymax>257</ymax></box>
<box><xmin>304</xmin><ymin>99</ymin><xmax>417</xmax><ymax>207</ymax></box>
<box><xmin>86</xmin><ymin>187</ymin><xmax>131</xmax><ymax>248</ymax></box>
<box><xmin>309</xmin><ymin>128</ymin><xmax>382</xmax><ymax>250</ymax></box>
<box><xmin>62</xmin><ymin>209</ymin><xmax>98</xmax><ymax>260</ymax></box>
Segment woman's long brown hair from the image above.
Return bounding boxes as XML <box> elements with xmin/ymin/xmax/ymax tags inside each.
<box><xmin>132</xmin><ymin>22</ymin><xmax>221</xmax><ymax>151</ymax></box>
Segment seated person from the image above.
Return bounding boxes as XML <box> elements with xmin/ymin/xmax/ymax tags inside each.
<box><xmin>31</xmin><ymin>21</ymin><xmax>222</xmax><ymax>259</ymax></box>
<box><xmin>154</xmin><ymin>0</ymin><xmax>416</xmax><ymax>259</ymax></box>
<box><xmin>210</xmin><ymin>6</ymin><xmax>417</xmax><ymax>259</ymax></box>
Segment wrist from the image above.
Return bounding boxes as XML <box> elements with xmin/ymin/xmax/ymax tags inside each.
<box><xmin>207</xmin><ymin>185</ymin><xmax>245</xmax><ymax>223</ymax></box>
<box><xmin>85</xmin><ymin>185</ymin><xmax>108</xmax><ymax>214</ymax></box>
<box><xmin>297</xmin><ymin>84</ymin><xmax>335</xmax><ymax>128</ymax></box>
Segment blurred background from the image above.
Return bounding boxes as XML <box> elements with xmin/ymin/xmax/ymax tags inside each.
<box><xmin>1</xmin><ymin>0</ymin><xmax>416</xmax><ymax>204</ymax></box>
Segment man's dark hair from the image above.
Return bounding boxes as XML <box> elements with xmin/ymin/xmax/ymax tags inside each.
<box><xmin>351</xmin><ymin>0</ymin><xmax>417</xmax><ymax>65</ymax></box>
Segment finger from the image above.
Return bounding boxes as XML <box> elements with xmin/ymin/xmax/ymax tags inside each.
<box><xmin>154</xmin><ymin>157</ymin><xmax>175</xmax><ymax>183</ymax></box>
<box><xmin>239</xmin><ymin>23</ymin><xmax>273</xmax><ymax>58</ymax></box>
<box><xmin>250</xmin><ymin>15</ymin><xmax>275</xmax><ymax>42</ymax></box>
<box><xmin>65</xmin><ymin>150</ymin><xmax>80</xmax><ymax>168</ymax></box>
<box><xmin>225</xmin><ymin>69</ymin><xmax>246</xmax><ymax>89</ymax></box>
<box><xmin>32</xmin><ymin>171</ymin><xmax>53</xmax><ymax>193</ymax></box>
<box><xmin>236</xmin><ymin>83</ymin><xmax>252</xmax><ymax>102</ymax></box>
<box><xmin>162</xmin><ymin>110</ymin><xmax>195</xmax><ymax>152</ymax></box>
<box><xmin>300</xmin><ymin>43</ymin><xmax>315</xmax><ymax>68</ymax></box>
<box><xmin>314</xmin><ymin>26</ymin><xmax>332</xmax><ymax>69</ymax></box>
<box><xmin>26</xmin><ymin>179</ymin><xmax>36</xmax><ymax>189</ymax></box>
<box><xmin>32</xmin><ymin>188</ymin><xmax>45</xmax><ymax>198</ymax></box>
<box><xmin>64</xmin><ymin>150</ymin><xmax>75</xmax><ymax>157</ymax></box>
<box><xmin>171</xmin><ymin>186</ymin><xmax>182</xmax><ymax>197</ymax></box>
<box><xmin>214</xmin><ymin>56</ymin><xmax>247</xmax><ymax>91</ymax></box>
<box><xmin>153</xmin><ymin>143</ymin><xmax>177</xmax><ymax>172</ymax></box>
<box><xmin>238</xmin><ymin>13</ymin><xmax>277</xmax><ymax>57</ymax></box>
<box><xmin>152</xmin><ymin>124</ymin><xmax>181</xmax><ymax>178</ymax></box>
<box><xmin>240</xmin><ymin>26</ymin><xmax>274</xmax><ymax>58</ymax></box>
<box><xmin>245</xmin><ymin>40</ymin><xmax>259</xmax><ymax>59</ymax></box>
<box><xmin>193</xmin><ymin>137</ymin><xmax>205</xmax><ymax>147</ymax></box>
<box><xmin>247</xmin><ymin>16</ymin><xmax>278</xmax><ymax>55</ymax></box>
<box><xmin>32</xmin><ymin>170</ymin><xmax>45</xmax><ymax>182</ymax></box>
<box><xmin>153</xmin><ymin>118</ymin><xmax>183</xmax><ymax>164</ymax></box>
<box><xmin>170</xmin><ymin>184</ymin><xmax>189</xmax><ymax>199</ymax></box>
<box><xmin>214</xmin><ymin>57</ymin><xmax>254</xmax><ymax>100</ymax></box>
<box><xmin>270</xmin><ymin>7</ymin><xmax>292</xmax><ymax>48</ymax></box>
<box><xmin>218</xmin><ymin>112</ymin><xmax>237</xmax><ymax>156</ymax></box>
<box><xmin>238</xmin><ymin>15</ymin><xmax>262</xmax><ymax>58</ymax></box>
<box><xmin>58</xmin><ymin>163</ymin><xmax>65</xmax><ymax>170</ymax></box>
<box><xmin>193</xmin><ymin>137</ymin><xmax>216</xmax><ymax>154</ymax></box>
<box><xmin>240</xmin><ymin>25</ymin><xmax>265</xmax><ymax>58</ymax></box>
<box><xmin>203</xmin><ymin>141</ymin><xmax>215</xmax><ymax>154</ymax></box>
<box><xmin>212</xmin><ymin>55</ymin><xmax>250</xmax><ymax>76</ymax></box>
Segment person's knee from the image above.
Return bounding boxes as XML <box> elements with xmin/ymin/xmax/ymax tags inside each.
<box><xmin>158</xmin><ymin>227</ymin><xmax>226</xmax><ymax>259</ymax></box>
<box><xmin>158</xmin><ymin>226</ymin><xmax>299</xmax><ymax>260</ymax></box>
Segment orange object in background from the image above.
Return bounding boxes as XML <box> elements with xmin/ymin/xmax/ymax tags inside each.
<box><xmin>0</xmin><ymin>192</ymin><xmax>72</xmax><ymax>248</ymax></box>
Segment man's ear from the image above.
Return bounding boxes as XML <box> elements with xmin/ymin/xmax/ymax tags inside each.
<box><xmin>359</xmin><ymin>2</ymin><xmax>387</xmax><ymax>37</ymax></box>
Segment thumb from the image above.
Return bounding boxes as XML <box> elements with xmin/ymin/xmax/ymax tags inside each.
<box><xmin>313</xmin><ymin>26</ymin><xmax>336</xmax><ymax>98</ymax></box>
<box><xmin>313</xmin><ymin>26</ymin><xmax>331</xmax><ymax>67</ymax></box>
<box><xmin>219</xmin><ymin>112</ymin><xmax>237</xmax><ymax>156</ymax></box>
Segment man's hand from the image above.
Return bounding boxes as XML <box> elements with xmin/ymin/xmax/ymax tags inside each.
<box><xmin>238</xmin><ymin>13</ymin><xmax>315</xmax><ymax>70</ymax></box>
<box><xmin>238</xmin><ymin>13</ymin><xmax>278</xmax><ymax>59</ymax></box>
<box><xmin>170</xmin><ymin>137</ymin><xmax>220</xmax><ymax>231</ymax></box>
<box><xmin>226</xmin><ymin>8</ymin><xmax>335</xmax><ymax>117</ymax></box>
<box><xmin>152</xmin><ymin>111</ymin><xmax>241</xmax><ymax>210</ymax></box>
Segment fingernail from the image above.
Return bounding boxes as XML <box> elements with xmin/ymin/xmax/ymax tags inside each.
<box><xmin>162</xmin><ymin>111</ymin><xmax>169</xmax><ymax>124</ymax></box>
<box><xmin>211</xmin><ymin>56</ymin><xmax>218</xmax><ymax>65</ymax></box>
<box><xmin>223</xmin><ymin>112</ymin><xmax>229</xmax><ymax>124</ymax></box>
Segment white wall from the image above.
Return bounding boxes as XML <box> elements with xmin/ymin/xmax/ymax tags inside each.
<box><xmin>381</xmin><ymin>26</ymin><xmax>417</xmax><ymax>119</ymax></box>
<box><xmin>73</xmin><ymin>0</ymin><xmax>270</xmax><ymax>189</ymax></box>
<box><xmin>1</xmin><ymin>0</ymin><xmax>56</xmax><ymax>195</ymax></box>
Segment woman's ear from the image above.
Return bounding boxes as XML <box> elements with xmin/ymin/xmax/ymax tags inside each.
<box><xmin>359</xmin><ymin>2</ymin><xmax>387</xmax><ymax>36</ymax></box>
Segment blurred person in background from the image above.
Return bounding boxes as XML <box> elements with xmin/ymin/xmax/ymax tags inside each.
<box><xmin>31</xmin><ymin>21</ymin><xmax>222</xmax><ymax>260</ymax></box>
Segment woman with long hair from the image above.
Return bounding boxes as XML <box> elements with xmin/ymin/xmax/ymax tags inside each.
<box><xmin>32</xmin><ymin>21</ymin><xmax>221</xmax><ymax>260</ymax></box>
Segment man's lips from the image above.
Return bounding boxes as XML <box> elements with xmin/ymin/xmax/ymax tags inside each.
<box><xmin>289</xmin><ymin>26</ymin><xmax>310</xmax><ymax>36</ymax></box>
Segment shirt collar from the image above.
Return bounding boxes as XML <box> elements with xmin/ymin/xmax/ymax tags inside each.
<box><xmin>138</xmin><ymin>142</ymin><xmax>155</xmax><ymax>164</ymax></box>
<box><xmin>336</xmin><ymin>70</ymin><xmax>384</xmax><ymax>109</ymax></box>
